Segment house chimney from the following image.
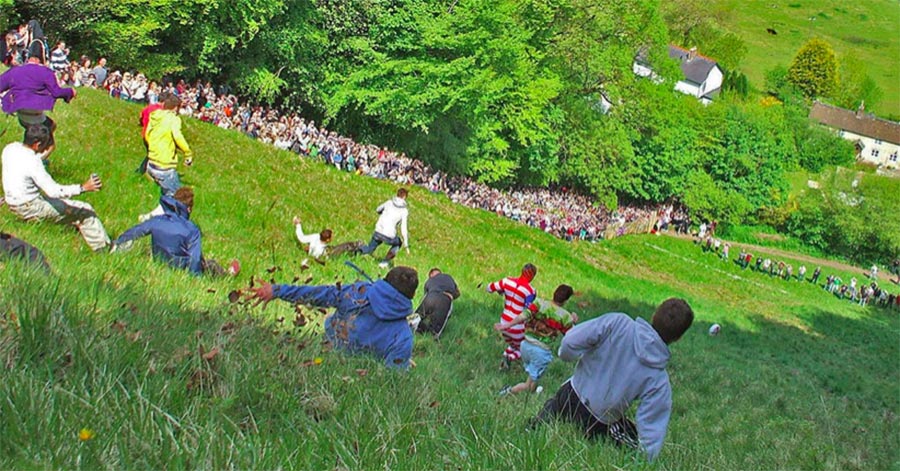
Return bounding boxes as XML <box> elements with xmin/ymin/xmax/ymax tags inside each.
<box><xmin>856</xmin><ymin>100</ymin><xmax>865</xmax><ymax>118</ymax></box>
<box><xmin>688</xmin><ymin>47</ymin><xmax>697</xmax><ymax>61</ymax></box>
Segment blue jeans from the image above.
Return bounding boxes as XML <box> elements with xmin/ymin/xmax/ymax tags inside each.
<box><xmin>147</xmin><ymin>164</ymin><xmax>182</xmax><ymax>197</ymax></box>
<box><xmin>359</xmin><ymin>232</ymin><xmax>402</xmax><ymax>260</ymax></box>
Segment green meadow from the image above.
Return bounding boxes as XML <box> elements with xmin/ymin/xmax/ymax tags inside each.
<box><xmin>0</xmin><ymin>88</ymin><xmax>897</xmax><ymax>469</ymax></box>
<box><xmin>713</xmin><ymin>0</ymin><xmax>900</xmax><ymax>116</ymax></box>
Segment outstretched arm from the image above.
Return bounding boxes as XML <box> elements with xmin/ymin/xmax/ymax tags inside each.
<box><xmin>113</xmin><ymin>221</ymin><xmax>153</xmax><ymax>247</ymax></box>
<box><xmin>273</xmin><ymin>283</ymin><xmax>341</xmax><ymax>307</ymax></box>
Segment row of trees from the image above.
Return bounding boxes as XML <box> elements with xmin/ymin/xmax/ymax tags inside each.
<box><xmin>6</xmin><ymin>2</ymin><xmax>868</xmax><ymax>231</ymax></box>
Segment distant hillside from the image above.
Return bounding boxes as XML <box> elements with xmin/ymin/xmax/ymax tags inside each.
<box><xmin>711</xmin><ymin>0</ymin><xmax>900</xmax><ymax>116</ymax></box>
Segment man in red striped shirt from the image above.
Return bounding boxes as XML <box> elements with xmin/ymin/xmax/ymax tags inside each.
<box><xmin>487</xmin><ymin>263</ymin><xmax>538</xmax><ymax>366</ymax></box>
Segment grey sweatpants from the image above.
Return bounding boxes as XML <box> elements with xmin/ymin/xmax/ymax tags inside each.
<box><xmin>9</xmin><ymin>196</ymin><xmax>110</xmax><ymax>251</ymax></box>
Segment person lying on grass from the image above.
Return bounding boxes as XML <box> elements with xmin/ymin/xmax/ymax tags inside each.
<box><xmin>531</xmin><ymin>298</ymin><xmax>694</xmax><ymax>461</ymax></box>
<box><xmin>111</xmin><ymin>187</ymin><xmax>238</xmax><ymax>277</ymax></box>
<box><xmin>495</xmin><ymin>284</ymin><xmax>578</xmax><ymax>396</ymax></box>
<box><xmin>248</xmin><ymin>266</ymin><xmax>419</xmax><ymax>369</ymax></box>
<box><xmin>292</xmin><ymin>216</ymin><xmax>332</xmax><ymax>262</ymax></box>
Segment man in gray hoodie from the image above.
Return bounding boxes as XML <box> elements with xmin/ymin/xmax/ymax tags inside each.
<box><xmin>532</xmin><ymin>298</ymin><xmax>693</xmax><ymax>461</ymax></box>
<box><xmin>359</xmin><ymin>188</ymin><xmax>409</xmax><ymax>268</ymax></box>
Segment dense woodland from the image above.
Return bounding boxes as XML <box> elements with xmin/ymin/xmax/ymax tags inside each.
<box><xmin>3</xmin><ymin>0</ymin><xmax>896</xmax><ymax>263</ymax></box>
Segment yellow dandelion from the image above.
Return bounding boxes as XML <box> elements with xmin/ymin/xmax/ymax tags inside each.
<box><xmin>78</xmin><ymin>428</ymin><xmax>95</xmax><ymax>441</ymax></box>
<box><xmin>313</xmin><ymin>357</ymin><xmax>323</xmax><ymax>365</ymax></box>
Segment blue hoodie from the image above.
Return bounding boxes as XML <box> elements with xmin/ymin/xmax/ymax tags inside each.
<box><xmin>273</xmin><ymin>280</ymin><xmax>414</xmax><ymax>369</ymax></box>
<box><xmin>114</xmin><ymin>195</ymin><xmax>203</xmax><ymax>275</ymax></box>
<box><xmin>558</xmin><ymin>313</ymin><xmax>673</xmax><ymax>461</ymax></box>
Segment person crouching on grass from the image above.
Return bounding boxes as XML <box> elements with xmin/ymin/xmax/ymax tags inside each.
<box><xmin>495</xmin><ymin>284</ymin><xmax>578</xmax><ymax>396</ymax></box>
<box><xmin>531</xmin><ymin>298</ymin><xmax>694</xmax><ymax>462</ymax></box>
<box><xmin>111</xmin><ymin>187</ymin><xmax>239</xmax><ymax>277</ymax></box>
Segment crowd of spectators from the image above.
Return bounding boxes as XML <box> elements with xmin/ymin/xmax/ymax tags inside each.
<box><xmin>36</xmin><ymin>43</ymin><xmax>679</xmax><ymax>241</ymax></box>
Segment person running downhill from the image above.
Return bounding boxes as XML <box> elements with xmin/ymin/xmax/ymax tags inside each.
<box><xmin>487</xmin><ymin>263</ymin><xmax>538</xmax><ymax>368</ymax></box>
<box><xmin>359</xmin><ymin>188</ymin><xmax>409</xmax><ymax>268</ymax></box>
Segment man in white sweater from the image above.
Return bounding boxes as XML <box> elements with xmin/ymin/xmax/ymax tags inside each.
<box><xmin>359</xmin><ymin>188</ymin><xmax>409</xmax><ymax>268</ymax></box>
<box><xmin>1</xmin><ymin>124</ymin><xmax>109</xmax><ymax>251</ymax></box>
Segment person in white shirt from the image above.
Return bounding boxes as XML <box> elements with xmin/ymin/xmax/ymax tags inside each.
<box><xmin>292</xmin><ymin>216</ymin><xmax>332</xmax><ymax>260</ymax></box>
<box><xmin>1</xmin><ymin>124</ymin><xmax>110</xmax><ymax>251</ymax></box>
<box><xmin>358</xmin><ymin>188</ymin><xmax>409</xmax><ymax>268</ymax></box>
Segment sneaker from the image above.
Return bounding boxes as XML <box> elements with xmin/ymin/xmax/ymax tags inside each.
<box><xmin>498</xmin><ymin>385</ymin><xmax>512</xmax><ymax>397</ymax></box>
<box><xmin>227</xmin><ymin>259</ymin><xmax>241</xmax><ymax>276</ymax></box>
<box><xmin>378</xmin><ymin>261</ymin><xmax>390</xmax><ymax>269</ymax></box>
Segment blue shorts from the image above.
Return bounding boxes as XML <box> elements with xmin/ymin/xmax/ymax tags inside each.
<box><xmin>521</xmin><ymin>340</ymin><xmax>553</xmax><ymax>382</ymax></box>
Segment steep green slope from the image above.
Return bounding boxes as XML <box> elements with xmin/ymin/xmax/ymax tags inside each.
<box><xmin>0</xmin><ymin>88</ymin><xmax>896</xmax><ymax>469</ymax></box>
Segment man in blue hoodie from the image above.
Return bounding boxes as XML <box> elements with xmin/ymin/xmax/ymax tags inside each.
<box><xmin>248</xmin><ymin>266</ymin><xmax>419</xmax><ymax>369</ymax></box>
<box><xmin>532</xmin><ymin>298</ymin><xmax>694</xmax><ymax>461</ymax></box>
<box><xmin>111</xmin><ymin>187</ymin><xmax>238</xmax><ymax>276</ymax></box>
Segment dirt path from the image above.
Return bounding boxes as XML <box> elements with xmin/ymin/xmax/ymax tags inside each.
<box><xmin>664</xmin><ymin>232</ymin><xmax>869</xmax><ymax>276</ymax></box>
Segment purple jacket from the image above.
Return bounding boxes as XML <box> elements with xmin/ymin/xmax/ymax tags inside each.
<box><xmin>0</xmin><ymin>63</ymin><xmax>74</xmax><ymax>114</ymax></box>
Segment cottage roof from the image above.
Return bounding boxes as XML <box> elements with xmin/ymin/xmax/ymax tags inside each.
<box><xmin>809</xmin><ymin>101</ymin><xmax>900</xmax><ymax>144</ymax></box>
<box><xmin>668</xmin><ymin>45</ymin><xmax>719</xmax><ymax>85</ymax></box>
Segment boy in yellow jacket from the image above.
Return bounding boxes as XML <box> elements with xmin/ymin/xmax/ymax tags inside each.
<box><xmin>140</xmin><ymin>94</ymin><xmax>193</xmax><ymax>221</ymax></box>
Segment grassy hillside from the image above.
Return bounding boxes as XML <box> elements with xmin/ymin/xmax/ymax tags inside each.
<box><xmin>0</xmin><ymin>88</ymin><xmax>897</xmax><ymax>469</ymax></box>
<box><xmin>713</xmin><ymin>0</ymin><xmax>900</xmax><ymax>117</ymax></box>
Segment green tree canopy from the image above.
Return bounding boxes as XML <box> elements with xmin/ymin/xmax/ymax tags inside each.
<box><xmin>787</xmin><ymin>38</ymin><xmax>838</xmax><ymax>100</ymax></box>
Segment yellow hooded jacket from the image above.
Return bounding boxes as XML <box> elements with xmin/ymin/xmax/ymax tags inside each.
<box><xmin>146</xmin><ymin>109</ymin><xmax>192</xmax><ymax>169</ymax></box>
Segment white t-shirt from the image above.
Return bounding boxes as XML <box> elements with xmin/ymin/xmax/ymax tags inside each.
<box><xmin>1</xmin><ymin>142</ymin><xmax>82</xmax><ymax>206</ymax></box>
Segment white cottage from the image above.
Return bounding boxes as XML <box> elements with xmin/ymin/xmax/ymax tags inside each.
<box><xmin>809</xmin><ymin>101</ymin><xmax>900</xmax><ymax>170</ymax></box>
<box><xmin>633</xmin><ymin>45</ymin><xmax>724</xmax><ymax>104</ymax></box>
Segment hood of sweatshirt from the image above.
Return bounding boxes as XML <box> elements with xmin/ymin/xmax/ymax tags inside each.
<box><xmin>390</xmin><ymin>196</ymin><xmax>407</xmax><ymax>209</ymax></box>
<box><xmin>148</xmin><ymin>108</ymin><xmax>175</xmax><ymax>130</ymax></box>
<box><xmin>633</xmin><ymin>317</ymin><xmax>670</xmax><ymax>369</ymax></box>
<box><xmin>366</xmin><ymin>279</ymin><xmax>413</xmax><ymax>321</ymax></box>
<box><xmin>159</xmin><ymin>195</ymin><xmax>191</xmax><ymax>219</ymax></box>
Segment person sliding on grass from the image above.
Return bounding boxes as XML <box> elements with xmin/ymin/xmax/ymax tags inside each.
<box><xmin>293</xmin><ymin>216</ymin><xmax>332</xmax><ymax>262</ymax></box>
<box><xmin>247</xmin><ymin>266</ymin><xmax>419</xmax><ymax>369</ymax></box>
<box><xmin>532</xmin><ymin>298</ymin><xmax>694</xmax><ymax>462</ymax></box>
<box><xmin>358</xmin><ymin>188</ymin><xmax>409</xmax><ymax>269</ymax></box>
<box><xmin>496</xmin><ymin>284</ymin><xmax>578</xmax><ymax>396</ymax></box>
<box><xmin>487</xmin><ymin>263</ymin><xmax>537</xmax><ymax>368</ymax></box>
<box><xmin>112</xmin><ymin>187</ymin><xmax>238</xmax><ymax>277</ymax></box>
<box><xmin>1</xmin><ymin>124</ymin><xmax>109</xmax><ymax>251</ymax></box>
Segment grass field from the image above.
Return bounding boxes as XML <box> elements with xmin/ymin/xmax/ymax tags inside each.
<box><xmin>712</xmin><ymin>0</ymin><xmax>900</xmax><ymax>117</ymax></box>
<box><xmin>0</xmin><ymin>88</ymin><xmax>897</xmax><ymax>469</ymax></box>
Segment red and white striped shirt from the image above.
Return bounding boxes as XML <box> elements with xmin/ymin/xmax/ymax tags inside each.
<box><xmin>488</xmin><ymin>277</ymin><xmax>536</xmax><ymax>323</ymax></box>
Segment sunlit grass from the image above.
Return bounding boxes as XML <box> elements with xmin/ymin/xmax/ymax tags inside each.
<box><xmin>0</xmin><ymin>88</ymin><xmax>896</xmax><ymax>469</ymax></box>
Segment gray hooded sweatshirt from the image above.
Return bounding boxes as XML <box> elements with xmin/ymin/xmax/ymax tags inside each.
<box><xmin>558</xmin><ymin>313</ymin><xmax>672</xmax><ymax>461</ymax></box>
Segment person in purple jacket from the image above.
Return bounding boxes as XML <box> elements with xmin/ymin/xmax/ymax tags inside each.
<box><xmin>0</xmin><ymin>54</ymin><xmax>76</xmax><ymax>161</ymax></box>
